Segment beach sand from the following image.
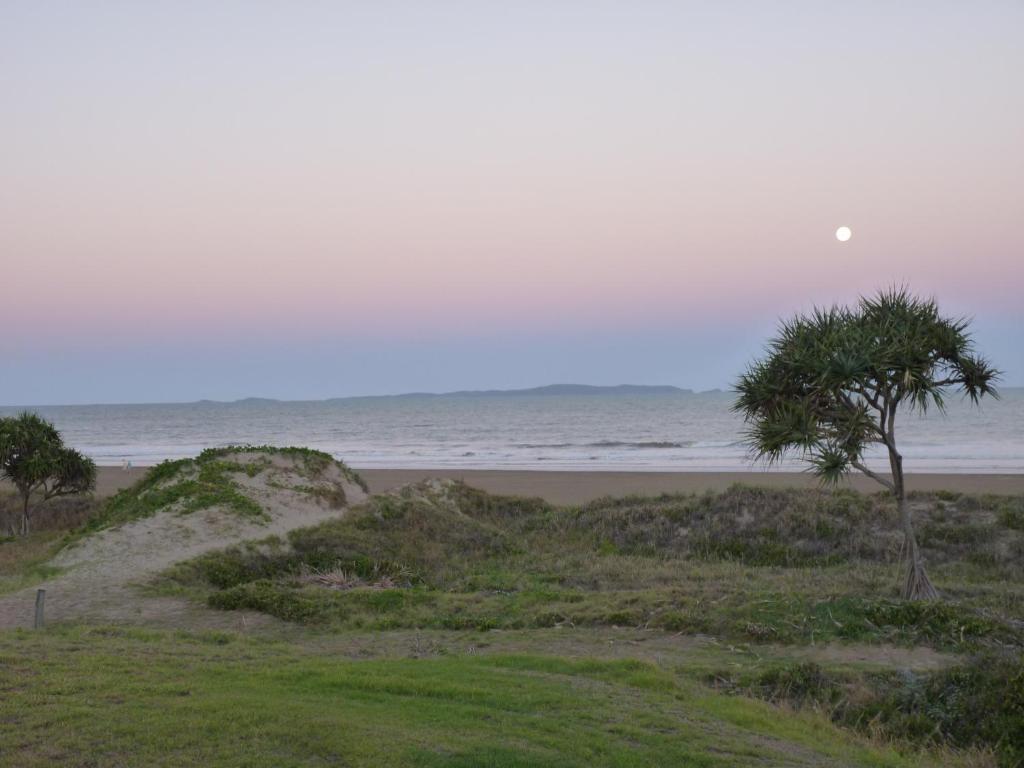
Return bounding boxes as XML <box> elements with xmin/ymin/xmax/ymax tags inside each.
<box><xmin>87</xmin><ymin>467</ymin><xmax>1024</xmax><ymax>506</ymax></box>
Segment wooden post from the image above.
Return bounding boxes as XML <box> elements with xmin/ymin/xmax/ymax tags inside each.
<box><xmin>34</xmin><ymin>589</ymin><xmax>45</xmax><ymax>629</ymax></box>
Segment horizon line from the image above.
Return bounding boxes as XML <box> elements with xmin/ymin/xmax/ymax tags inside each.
<box><xmin>3</xmin><ymin>381</ymin><xmax>1023</xmax><ymax>409</ymax></box>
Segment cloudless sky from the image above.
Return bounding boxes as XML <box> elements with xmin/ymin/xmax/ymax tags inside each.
<box><xmin>2</xmin><ymin>1</ymin><xmax>1022</xmax><ymax>404</ymax></box>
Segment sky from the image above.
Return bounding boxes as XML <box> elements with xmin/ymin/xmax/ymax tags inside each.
<box><xmin>2</xmin><ymin>1</ymin><xmax>1022</xmax><ymax>404</ymax></box>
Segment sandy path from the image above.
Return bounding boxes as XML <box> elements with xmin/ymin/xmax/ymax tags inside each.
<box><xmin>0</xmin><ymin>459</ymin><xmax>366</xmax><ymax>630</ymax></box>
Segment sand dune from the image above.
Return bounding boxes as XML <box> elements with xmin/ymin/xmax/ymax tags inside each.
<box><xmin>0</xmin><ymin>450</ymin><xmax>366</xmax><ymax>630</ymax></box>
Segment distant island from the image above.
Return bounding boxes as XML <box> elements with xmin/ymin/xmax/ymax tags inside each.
<box><xmin>0</xmin><ymin>386</ymin><xmax>733</xmax><ymax>408</ymax></box>
<box><xmin>338</xmin><ymin>384</ymin><xmax>695</xmax><ymax>400</ymax></box>
<box><xmin>191</xmin><ymin>385</ymin><xmax>700</xmax><ymax>405</ymax></box>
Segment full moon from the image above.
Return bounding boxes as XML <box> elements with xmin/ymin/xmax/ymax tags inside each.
<box><xmin>835</xmin><ymin>226</ymin><xmax>852</xmax><ymax>242</ymax></box>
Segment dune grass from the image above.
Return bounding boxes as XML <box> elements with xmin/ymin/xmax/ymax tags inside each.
<box><xmin>79</xmin><ymin>446</ymin><xmax>367</xmax><ymax>535</ymax></box>
<box><xmin>0</xmin><ymin>530</ymin><xmax>65</xmax><ymax>595</ymax></box>
<box><xmin>162</xmin><ymin>482</ymin><xmax>1024</xmax><ymax>651</ymax></box>
<box><xmin>0</xmin><ymin>625</ymin><xmax>938</xmax><ymax>768</ymax></box>
<box><xmin>710</xmin><ymin>653</ymin><xmax>1022</xmax><ymax>767</ymax></box>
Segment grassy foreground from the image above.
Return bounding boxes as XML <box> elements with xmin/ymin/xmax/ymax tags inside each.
<box><xmin>0</xmin><ymin>625</ymin><xmax>936</xmax><ymax>768</ymax></box>
<box><xmin>3</xmin><ymin>451</ymin><xmax>1022</xmax><ymax>766</ymax></box>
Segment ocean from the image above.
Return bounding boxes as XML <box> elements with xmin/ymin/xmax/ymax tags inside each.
<box><xmin>2</xmin><ymin>389</ymin><xmax>1022</xmax><ymax>473</ymax></box>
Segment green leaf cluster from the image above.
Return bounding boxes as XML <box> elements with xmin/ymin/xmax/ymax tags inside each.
<box><xmin>734</xmin><ymin>288</ymin><xmax>999</xmax><ymax>484</ymax></box>
<box><xmin>0</xmin><ymin>412</ymin><xmax>96</xmax><ymax>533</ymax></box>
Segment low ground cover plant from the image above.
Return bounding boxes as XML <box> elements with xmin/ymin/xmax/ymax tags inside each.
<box><xmin>165</xmin><ymin>482</ymin><xmax>1024</xmax><ymax>651</ymax></box>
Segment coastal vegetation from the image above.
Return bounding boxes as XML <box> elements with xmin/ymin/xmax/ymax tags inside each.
<box><xmin>2</xmin><ymin>448</ymin><xmax>1023</xmax><ymax>765</ymax></box>
<box><xmin>162</xmin><ymin>482</ymin><xmax>1024</xmax><ymax>649</ymax></box>
<box><xmin>0</xmin><ymin>412</ymin><xmax>96</xmax><ymax>536</ymax></box>
<box><xmin>735</xmin><ymin>288</ymin><xmax>1000</xmax><ymax>599</ymax></box>
<box><xmin>0</xmin><ymin>495</ymin><xmax>100</xmax><ymax>594</ymax></box>
<box><xmin>154</xmin><ymin>475</ymin><xmax>1023</xmax><ymax>764</ymax></box>
<box><xmin>80</xmin><ymin>445</ymin><xmax>367</xmax><ymax>535</ymax></box>
<box><xmin>711</xmin><ymin>651</ymin><xmax>1024</xmax><ymax>767</ymax></box>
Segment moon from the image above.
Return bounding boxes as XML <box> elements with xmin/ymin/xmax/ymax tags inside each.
<box><xmin>835</xmin><ymin>226</ymin><xmax>852</xmax><ymax>242</ymax></box>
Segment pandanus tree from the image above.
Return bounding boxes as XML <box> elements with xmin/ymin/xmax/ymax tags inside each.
<box><xmin>0</xmin><ymin>412</ymin><xmax>96</xmax><ymax>536</ymax></box>
<box><xmin>734</xmin><ymin>289</ymin><xmax>999</xmax><ymax>600</ymax></box>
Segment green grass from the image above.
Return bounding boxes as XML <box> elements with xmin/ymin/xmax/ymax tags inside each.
<box><xmin>79</xmin><ymin>455</ymin><xmax>265</xmax><ymax>533</ymax></box>
<box><xmin>0</xmin><ymin>625</ymin><xmax>937</xmax><ymax>768</ymax></box>
<box><xmin>710</xmin><ymin>653</ymin><xmax>1024</xmax><ymax>766</ymax></box>
<box><xmin>997</xmin><ymin>497</ymin><xmax>1024</xmax><ymax>531</ymax></box>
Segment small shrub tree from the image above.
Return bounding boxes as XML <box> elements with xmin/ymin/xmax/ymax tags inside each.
<box><xmin>734</xmin><ymin>289</ymin><xmax>999</xmax><ymax>600</ymax></box>
<box><xmin>0</xmin><ymin>412</ymin><xmax>96</xmax><ymax>536</ymax></box>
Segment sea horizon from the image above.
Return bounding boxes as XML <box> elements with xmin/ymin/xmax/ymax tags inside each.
<box><xmin>4</xmin><ymin>385</ymin><xmax>1022</xmax><ymax>473</ymax></box>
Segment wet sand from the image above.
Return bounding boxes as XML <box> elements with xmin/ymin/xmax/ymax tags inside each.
<box><xmin>87</xmin><ymin>467</ymin><xmax>1024</xmax><ymax>505</ymax></box>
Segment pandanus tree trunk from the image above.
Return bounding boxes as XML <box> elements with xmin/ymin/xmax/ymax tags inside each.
<box><xmin>898</xmin><ymin>494</ymin><xmax>938</xmax><ymax>600</ymax></box>
<box><xmin>889</xmin><ymin>445</ymin><xmax>938</xmax><ymax>600</ymax></box>
<box><xmin>20</xmin><ymin>493</ymin><xmax>31</xmax><ymax>537</ymax></box>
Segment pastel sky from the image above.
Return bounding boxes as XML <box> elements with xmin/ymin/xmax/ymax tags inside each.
<box><xmin>2</xmin><ymin>1</ymin><xmax>1022</xmax><ymax>404</ymax></box>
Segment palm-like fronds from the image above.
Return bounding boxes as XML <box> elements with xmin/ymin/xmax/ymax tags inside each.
<box><xmin>733</xmin><ymin>288</ymin><xmax>1000</xmax><ymax>485</ymax></box>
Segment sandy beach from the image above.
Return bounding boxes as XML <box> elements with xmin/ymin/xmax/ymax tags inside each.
<box><xmin>87</xmin><ymin>466</ymin><xmax>1024</xmax><ymax>506</ymax></box>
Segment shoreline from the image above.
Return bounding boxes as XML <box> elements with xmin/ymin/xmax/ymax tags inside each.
<box><xmin>83</xmin><ymin>467</ymin><xmax>1024</xmax><ymax>505</ymax></box>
